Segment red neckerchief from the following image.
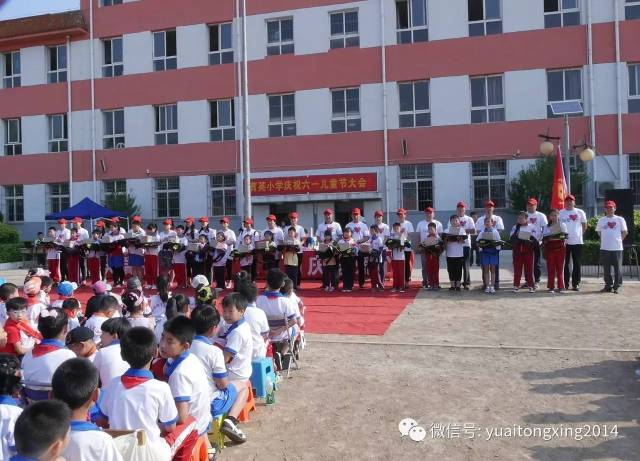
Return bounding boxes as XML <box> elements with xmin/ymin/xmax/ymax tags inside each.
<box><xmin>5</xmin><ymin>318</ymin><xmax>43</xmax><ymax>341</ymax></box>
<box><xmin>120</xmin><ymin>368</ymin><xmax>154</xmax><ymax>389</ymax></box>
<box><xmin>26</xmin><ymin>296</ymin><xmax>40</xmax><ymax>306</ymax></box>
<box><xmin>32</xmin><ymin>339</ymin><xmax>65</xmax><ymax>358</ymax></box>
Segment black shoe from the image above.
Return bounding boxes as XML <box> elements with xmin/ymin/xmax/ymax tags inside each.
<box><xmin>600</xmin><ymin>287</ymin><xmax>612</xmax><ymax>293</ymax></box>
<box><xmin>221</xmin><ymin>417</ymin><xmax>247</xmax><ymax>444</ymax></box>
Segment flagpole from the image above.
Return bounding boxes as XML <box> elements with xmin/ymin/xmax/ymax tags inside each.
<box><xmin>564</xmin><ymin>114</ymin><xmax>571</xmax><ymax>192</ymax></box>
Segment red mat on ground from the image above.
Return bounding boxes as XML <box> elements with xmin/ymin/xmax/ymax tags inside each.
<box><xmin>65</xmin><ymin>280</ymin><xmax>418</xmax><ymax>337</ymax></box>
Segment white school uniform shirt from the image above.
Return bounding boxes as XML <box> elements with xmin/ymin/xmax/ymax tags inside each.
<box><xmin>243</xmin><ymin>303</ymin><xmax>270</xmax><ymax>359</ymax></box>
<box><xmin>388</xmin><ymin>234</ymin><xmax>406</xmax><ymax>261</ymax></box>
<box><xmin>64</xmin><ymin>421</ymin><xmax>124</xmax><ymax>461</ymax></box>
<box><xmin>370</xmin><ymin>234</ymin><xmax>385</xmax><ymax>253</ymax></box>
<box><xmin>543</xmin><ymin>222</ymin><xmax>568</xmax><ymax>237</ymax></box>
<box><xmin>527</xmin><ymin>211</ymin><xmax>548</xmax><ymax>241</ymax></box>
<box><xmin>263</xmin><ymin>226</ymin><xmax>284</xmax><ymax>243</ymax></box>
<box><xmin>221</xmin><ymin>228</ymin><xmax>237</xmax><ymax>249</ymax></box>
<box><xmin>172</xmin><ymin>236</ymin><xmax>189</xmax><ymax>264</ymax></box>
<box><xmin>597</xmin><ymin>215</ymin><xmax>628</xmax><ymax>251</ymax></box>
<box><xmin>510</xmin><ymin>223</ymin><xmax>536</xmax><ymax>241</ymax></box>
<box><xmin>444</xmin><ymin>226</ymin><xmax>466</xmax><ymax>258</ymax></box>
<box><xmin>166</xmin><ymin>352</ymin><xmax>212</xmax><ymax>436</ymax></box>
<box><xmin>212</xmin><ymin>244</ymin><xmax>230</xmax><ymax>267</ymax></box>
<box><xmin>559</xmin><ymin>207</ymin><xmax>588</xmax><ymax>245</ymax></box>
<box><xmin>127</xmin><ymin>316</ymin><xmax>155</xmax><ymax>330</ymax></box>
<box><xmin>416</xmin><ymin>219</ymin><xmax>444</xmax><ymax>241</ymax></box>
<box><xmin>223</xmin><ymin>319</ymin><xmax>253</xmax><ymax>381</ymax></box>
<box><xmin>55</xmin><ymin>228</ymin><xmax>71</xmax><ymax>243</ymax></box>
<box><xmin>26</xmin><ymin>301</ymin><xmax>46</xmax><ymax>330</ymax></box>
<box><xmin>198</xmin><ymin>227</ymin><xmax>217</xmax><ymax>242</ymax></box>
<box><xmin>238</xmin><ymin>227</ymin><xmax>261</xmax><ymax>244</ymax></box>
<box><xmin>289</xmin><ymin>224</ymin><xmax>306</xmax><ymax>244</ymax></box>
<box><xmin>76</xmin><ymin>227</ymin><xmax>90</xmax><ymax>242</ymax></box>
<box><xmin>158</xmin><ymin>230</ymin><xmax>177</xmax><ymax>243</ymax></box>
<box><xmin>127</xmin><ymin>229</ymin><xmax>146</xmax><ymax>256</ymax></box>
<box><xmin>0</xmin><ymin>302</ymin><xmax>6</xmax><ymax>326</ymax></box>
<box><xmin>84</xmin><ymin>314</ymin><xmax>109</xmax><ymax>344</ymax></box>
<box><xmin>98</xmin><ymin>370</ymin><xmax>177</xmax><ymax>453</ymax></box>
<box><xmin>93</xmin><ymin>342</ymin><xmax>129</xmax><ymax>386</ymax></box>
<box><xmin>475</xmin><ymin>214</ymin><xmax>505</xmax><ymax>232</ymax></box>
<box><xmin>456</xmin><ymin>215</ymin><xmax>476</xmax><ymax>247</ymax></box>
<box><xmin>399</xmin><ymin>220</ymin><xmax>414</xmax><ymax>235</ymax></box>
<box><xmin>21</xmin><ymin>341</ymin><xmax>76</xmax><ymax>389</ymax></box>
<box><xmin>190</xmin><ymin>336</ymin><xmax>228</xmax><ymax>401</ymax></box>
<box><xmin>316</xmin><ymin>221</ymin><xmax>343</xmax><ymax>240</ymax></box>
<box><xmin>345</xmin><ymin>221</ymin><xmax>370</xmax><ymax>242</ymax></box>
<box><xmin>150</xmin><ymin>293</ymin><xmax>170</xmax><ymax>322</ymax></box>
<box><xmin>0</xmin><ymin>397</ymin><xmax>21</xmax><ymax>460</ymax></box>
<box><xmin>374</xmin><ymin>221</ymin><xmax>390</xmax><ymax>237</ymax></box>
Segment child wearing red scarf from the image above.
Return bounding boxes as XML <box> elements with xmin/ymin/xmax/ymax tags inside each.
<box><xmin>1</xmin><ymin>298</ymin><xmax>42</xmax><ymax>357</ymax></box>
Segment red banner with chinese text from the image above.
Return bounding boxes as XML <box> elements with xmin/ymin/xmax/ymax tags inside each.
<box><xmin>251</xmin><ymin>173</ymin><xmax>377</xmax><ymax>196</ymax></box>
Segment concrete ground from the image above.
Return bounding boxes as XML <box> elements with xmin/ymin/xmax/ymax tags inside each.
<box><xmin>4</xmin><ymin>259</ymin><xmax>640</xmax><ymax>460</ymax></box>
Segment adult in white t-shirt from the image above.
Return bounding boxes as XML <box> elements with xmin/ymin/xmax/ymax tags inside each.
<box><xmin>525</xmin><ymin>198</ymin><xmax>548</xmax><ymax>286</ymax></box>
<box><xmin>396</xmin><ymin>208</ymin><xmax>414</xmax><ymax>283</ymax></box>
<box><xmin>72</xmin><ymin>217</ymin><xmax>90</xmax><ymax>285</ymax></box>
<box><xmin>596</xmin><ymin>200</ymin><xmax>628</xmax><ymax>293</ymax></box>
<box><xmin>475</xmin><ymin>200</ymin><xmax>504</xmax><ymax>290</ymax></box>
<box><xmin>558</xmin><ymin>194</ymin><xmax>588</xmax><ymax>290</ymax></box>
<box><xmin>415</xmin><ymin>207</ymin><xmax>443</xmax><ymax>288</ymax></box>
<box><xmin>455</xmin><ymin>202</ymin><xmax>476</xmax><ymax>289</ymax></box>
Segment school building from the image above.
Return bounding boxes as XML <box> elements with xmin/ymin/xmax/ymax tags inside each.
<box><xmin>1</xmin><ymin>0</ymin><xmax>640</xmax><ymax>237</ymax></box>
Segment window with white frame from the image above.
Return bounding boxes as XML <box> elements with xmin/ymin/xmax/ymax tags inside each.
<box><xmin>48</xmin><ymin>114</ymin><xmax>68</xmax><ymax>152</ymax></box>
<box><xmin>102</xmin><ymin>37</ymin><xmax>123</xmax><ymax>77</ymax></box>
<box><xmin>630</xmin><ymin>154</ymin><xmax>640</xmax><ymax>205</ymax></box>
<box><xmin>547</xmin><ymin>68</ymin><xmax>582</xmax><ymax>117</ymax></box>
<box><xmin>2</xmin><ymin>51</ymin><xmax>20</xmax><ymax>88</ymax></box>
<box><xmin>102</xmin><ymin>180</ymin><xmax>126</xmax><ymax>204</ymax></box>
<box><xmin>398</xmin><ymin>80</ymin><xmax>430</xmax><ymax>128</ymax></box>
<box><xmin>268</xmin><ymin>93</ymin><xmax>296</xmax><ymax>137</ymax></box>
<box><xmin>209</xmin><ymin>23</ymin><xmax>233</xmax><ymax>65</ymax></box>
<box><xmin>400</xmin><ymin>164</ymin><xmax>433</xmax><ymax>211</ymax></box>
<box><xmin>102</xmin><ymin>0</ymin><xmax>123</xmax><ymax>5</ymax></box>
<box><xmin>210</xmin><ymin>174</ymin><xmax>236</xmax><ymax>216</ymax></box>
<box><xmin>468</xmin><ymin>0</ymin><xmax>502</xmax><ymax>36</ymax></box>
<box><xmin>396</xmin><ymin>0</ymin><xmax>428</xmax><ymax>44</ymax></box>
<box><xmin>472</xmin><ymin>160</ymin><xmax>507</xmax><ymax>209</ymax></box>
<box><xmin>210</xmin><ymin>99</ymin><xmax>235</xmax><ymax>142</ymax></box>
<box><xmin>627</xmin><ymin>0</ymin><xmax>640</xmax><ymax>19</ymax></box>
<box><xmin>471</xmin><ymin>75</ymin><xmax>505</xmax><ymax>123</ymax></box>
<box><xmin>48</xmin><ymin>45</ymin><xmax>67</xmax><ymax>83</ymax></box>
<box><xmin>155</xmin><ymin>104</ymin><xmax>178</xmax><ymax>145</ymax></box>
<box><xmin>4</xmin><ymin>185</ymin><xmax>23</xmax><ymax>222</ymax></box>
<box><xmin>48</xmin><ymin>183</ymin><xmax>70</xmax><ymax>213</ymax></box>
<box><xmin>267</xmin><ymin>18</ymin><xmax>294</xmax><ymax>56</ymax></box>
<box><xmin>153</xmin><ymin>30</ymin><xmax>177</xmax><ymax>71</ymax></box>
<box><xmin>330</xmin><ymin>10</ymin><xmax>359</xmax><ymax>49</ymax></box>
<box><xmin>155</xmin><ymin>177</ymin><xmax>180</xmax><ymax>218</ymax></box>
<box><xmin>544</xmin><ymin>0</ymin><xmax>580</xmax><ymax>28</ymax></box>
<box><xmin>3</xmin><ymin>118</ymin><xmax>21</xmax><ymax>156</ymax></box>
<box><xmin>331</xmin><ymin>88</ymin><xmax>361</xmax><ymax>133</ymax></box>
<box><xmin>628</xmin><ymin>63</ymin><xmax>640</xmax><ymax>113</ymax></box>
<box><xmin>103</xmin><ymin>109</ymin><xmax>125</xmax><ymax>149</ymax></box>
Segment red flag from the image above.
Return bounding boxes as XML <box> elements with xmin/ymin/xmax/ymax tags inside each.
<box><xmin>550</xmin><ymin>145</ymin><xmax>568</xmax><ymax>209</ymax></box>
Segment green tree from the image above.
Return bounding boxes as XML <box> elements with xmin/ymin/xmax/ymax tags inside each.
<box><xmin>103</xmin><ymin>193</ymin><xmax>141</xmax><ymax>223</ymax></box>
<box><xmin>508</xmin><ymin>156</ymin><xmax>585</xmax><ymax>213</ymax></box>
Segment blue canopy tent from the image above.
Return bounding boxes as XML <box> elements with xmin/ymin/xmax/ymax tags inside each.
<box><xmin>44</xmin><ymin>197</ymin><xmax>128</xmax><ymax>231</ymax></box>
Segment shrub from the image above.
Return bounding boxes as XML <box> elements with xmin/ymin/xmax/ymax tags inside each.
<box><xmin>0</xmin><ymin>243</ymin><xmax>21</xmax><ymax>263</ymax></box>
<box><xmin>0</xmin><ymin>223</ymin><xmax>19</xmax><ymax>244</ymax></box>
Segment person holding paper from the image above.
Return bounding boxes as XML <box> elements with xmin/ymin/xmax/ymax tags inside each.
<box><xmin>509</xmin><ymin>212</ymin><xmax>536</xmax><ymax>293</ymax></box>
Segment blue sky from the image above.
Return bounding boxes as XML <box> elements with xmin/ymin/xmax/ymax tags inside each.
<box><xmin>0</xmin><ymin>0</ymin><xmax>80</xmax><ymax>21</ymax></box>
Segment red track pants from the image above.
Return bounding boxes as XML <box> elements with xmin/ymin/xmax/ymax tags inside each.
<box><xmin>513</xmin><ymin>244</ymin><xmax>534</xmax><ymax>288</ymax></box>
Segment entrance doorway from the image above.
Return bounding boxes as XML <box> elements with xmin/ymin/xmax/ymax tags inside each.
<box><xmin>334</xmin><ymin>200</ymin><xmax>364</xmax><ymax>227</ymax></box>
<box><xmin>269</xmin><ymin>203</ymin><xmax>294</xmax><ymax>228</ymax></box>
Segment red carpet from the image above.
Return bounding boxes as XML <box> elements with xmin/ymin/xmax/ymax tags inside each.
<box><xmin>62</xmin><ymin>281</ymin><xmax>418</xmax><ymax>337</ymax></box>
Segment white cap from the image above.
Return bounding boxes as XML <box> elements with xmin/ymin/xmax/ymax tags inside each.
<box><xmin>191</xmin><ymin>275</ymin><xmax>210</xmax><ymax>289</ymax></box>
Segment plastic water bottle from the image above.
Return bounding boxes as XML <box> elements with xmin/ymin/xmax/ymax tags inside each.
<box><xmin>265</xmin><ymin>376</ymin><xmax>275</xmax><ymax>405</ymax></box>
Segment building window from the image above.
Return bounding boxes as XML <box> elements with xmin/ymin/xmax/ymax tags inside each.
<box><xmin>155</xmin><ymin>104</ymin><xmax>178</xmax><ymax>145</ymax></box>
<box><xmin>155</xmin><ymin>177</ymin><xmax>180</xmax><ymax>218</ymax></box>
<box><xmin>398</xmin><ymin>80</ymin><xmax>430</xmax><ymax>128</ymax></box>
<box><xmin>627</xmin><ymin>0</ymin><xmax>640</xmax><ymax>19</ymax></box>
<box><xmin>210</xmin><ymin>174</ymin><xmax>236</xmax><ymax>216</ymax></box>
<box><xmin>102</xmin><ymin>37</ymin><xmax>123</xmax><ymax>77</ymax></box>
<box><xmin>101</xmin><ymin>0</ymin><xmax>123</xmax><ymax>5</ymax></box>
<box><xmin>547</xmin><ymin>68</ymin><xmax>582</xmax><ymax>118</ymax></box>
<box><xmin>210</xmin><ymin>100</ymin><xmax>235</xmax><ymax>142</ymax></box>
<box><xmin>330</xmin><ymin>10</ymin><xmax>359</xmax><ymax>49</ymax></box>
<box><xmin>103</xmin><ymin>109</ymin><xmax>125</xmax><ymax>149</ymax></box>
<box><xmin>48</xmin><ymin>114</ymin><xmax>68</xmax><ymax>152</ymax></box>
<box><xmin>472</xmin><ymin>160</ymin><xmax>507</xmax><ymax>209</ymax></box>
<box><xmin>471</xmin><ymin>75</ymin><xmax>505</xmax><ymax>123</ymax></box>
<box><xmin>3</xmin><ymin>118</ymin><xmax>21</xmax><ymax>156</ymax></box>
<box><xmin>629</xmin><ymin>64</ymin><xmax>640</xmax><ymax>113</ymax></box>
<box><xmin>396</xmin><ymin>0</ymin><xmax>428</xmax><ymax>44</ymax></box>
<box><xmin>400</xmin><ymin>164</ymin><xmax>433</xmax><ymax>211</ymax></box>
<box><xmin>468</xmin><ymin>0</ymin><xmax>502</xmax><ymax>36</ymax></box>
<box><xmin>331</xmin><ymin>88</ymin><xmax>361</xmax><ymax>133</ymax></box>
<box><xmin>544</xmin><ymin>0</ymin><xmax>580</xmax><ymax>28</ymax></box>
<box><xmin>153</xmin><ymin>30</ymin><xmax>177</xmax><ymax>71</ymax></box>
<box><xmin>267</xmin><ymin>18</ymin><xmax>294</xmax><ymax>56</ymax></box>
<box><xmin>630</xmin><ymin>155</ymin><xmax>640</xmax><ymax>205</ymax></box>
<box><xmin>48</xmin><ymin>45</ymin><xmax>67</xmax><ymax>83</ymax></box>
<box><xmin>209</xmin><ymin>23</ymin><xmax>233</xmax><ymax>65</ymax></box>
<box><xmin>2</xmin><ymin>51</ymin><xmax>20</xmax><ymax>88</ymax></box>
<box><xmin>4</xmin><ymin>185</ymin><xmax>23</xmax><ymax>222</ymax></box>
<box><xmin>48</xmin><ymin>183</ymin><xmax>70</xmax><ymax>213</ymax></box>
<box><xmin>268</xmin><ymin>94</ymin><xmax>296</xmax><ymax>137</ymax></box>
<box><xmin>102</xmin><ymin>180</ymin><xmax>126</xmax><ymax>204</ymax></box>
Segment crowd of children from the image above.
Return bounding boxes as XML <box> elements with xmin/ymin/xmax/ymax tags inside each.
<box><xmin>0</xmin><ymin>265</ymin><xmax>306</xmax><ymax>460</ymax></box>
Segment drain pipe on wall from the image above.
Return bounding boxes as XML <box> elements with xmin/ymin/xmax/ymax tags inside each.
<box><xmin>89</xmin><ymin>0</ymin><xmax>97</xmax><ymax>202</ymax></box>
<box><xmin>586</xmin><ymin>0</ymin><xmax>597</xmax><ymax>216</ymax></box>
<box><xmin>380</xmin><ymin>0</ymin><xmax>390</xmax><ymax>222</ymax></box>
<box><xmin>67</xmin><ymin>35</ymin><xmax>74</xmax><ymax>205</ymax></box>
<box><xmin>614</xmin><ymin>0</ymin><xmax>624</xmax><ymax>188</ymax></box>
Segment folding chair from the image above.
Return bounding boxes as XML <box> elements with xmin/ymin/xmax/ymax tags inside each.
<box><xmin>282</xmin><ymin>312</ymin><xmax>301</xmax><ymax>379</ymax></box>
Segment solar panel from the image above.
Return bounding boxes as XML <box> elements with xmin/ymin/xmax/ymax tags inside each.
<box><xmin>549</xmin><ymin>100</ymin><xmax>583</xmax><ymax>115</ymax></box>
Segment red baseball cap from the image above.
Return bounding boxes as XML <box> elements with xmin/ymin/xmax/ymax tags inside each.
<box><xmin>424</xmin><ymin>207</ymin><xmax>434</xmax><ymax>213</ymax></box>
<box><xmin>485</xmin><ymin>200</ymin><xmax>495</xmax><ymax>207</ymax></box>
<box><xmin>184</xmin><ymin>216</ymin><xmax>195</xmax><ymax>224</ymax></box>
<box><xmin>58</xmin><ymin>219</ymin><xmax>67</xmax><ymax>225</ymax></box>
<box><xmin>351</xmin><ymin>208</ymin><xmax>361</xmax><ymax>215</ymax></box>
<box><xmin>243</xmin><ymin>217</ymin><xmax>253</xmax><ymax>225</ymax></box>
<box><xmin>289</xmin><ymin>212</ymin><xmax>299</xmax><ymax>219</ymax></box>
<box><xmin>527</xmin><ymin>197</ymin><xmax>538</xmax><ymax>205</ymax></box>
<box><xmin>266</xmin><ymin>214</ymin><xmax>277</xmax><ymax>221</ymax></box>
<box><xmin>199</xmin><ymin>216</ymin><xmax>209</xmax><ymax>223</ymax></box>
<box><xmin>111</xmin><ymin>217</ymin><xmax>120</xmax><ymax>223</ymax></box>
<box><xmin>374</xmin><ymin>210</ymin><xmax>384</xmax><ymax>217</ymax></box>
<box><xmin>132</xmin><ymin>216</ymin><xmax>142</xmax><ymax>224</ymax></box>
<box><xmin>72</xmin><ymin>217</ymin><xmax>82</xmax><ymax>224</ymax></box>
<box><xmin>220</xmin><ymin>217</ymin><xmax>230</xmax><ymax>224</ymax></box>
<box><xmin>162</xmin><ymin>218</ymin><xmax>172</xmax><ymax>225</ymax></box>
<box><xmin>95</xmin><ymin>220</ymin><xmax>105</xmax><ymax>228</ymax></box>
<box><xmin>604</xmin><ymin>200</ymin><xmax>616</xmax><ymax>208</ymax></box>
<box><xmin>456</xmin><ymin>201</ymin><xmax>467</xmax><ymax>208</ymax></box>
<box><xmin>565</xmin><ymin>194</ymin><xmax>576</xmax><ymax>201</ymax></box>
<box><xmin>396</xmin><ymin>208</ymin><xmax>406</xmax><ymax>215</ymax></box>
<box><xmin>323</xmin><ymin>208</ymin><xmax>333</xmax><ymax>215</ymax></box>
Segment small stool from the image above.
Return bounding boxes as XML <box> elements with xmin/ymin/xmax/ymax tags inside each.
<box><xmin>238</xmin><ymin>380</ymin><xmax>256</xmax><ymax>422</ymax></box>
<box><xmin>250</xmin><ymin>357</ymin><xmax>276</xmax><ymax>398</ymax></box>
<box><xmin>207</xmin><ymin>415</ymin><xmax>225</xmax><ymax>451</ymax></box>
<box><xmin>189</xmin><ymin>435</ymin><xmax>208</xmax><ymax>461</ymax></box>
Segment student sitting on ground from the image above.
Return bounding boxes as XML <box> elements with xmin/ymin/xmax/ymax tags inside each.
<box><xmin>52</xmin><ymin>358</ymin><xmax>124</xmax><ymax>461</ymax></box>
<box><xmin>12</xmin><ymin>400</ymin><xmax>71</xmax><ymax>461</ymax></box>
<box><xmin>0</xmin><ymin>353</ymin><xmax>22</xmax><ymax>460</ymax></box>
<box><xmin>235</xmin><ymin>277</ymin><xmax>269</xmax><ymax>360</ymax></box>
